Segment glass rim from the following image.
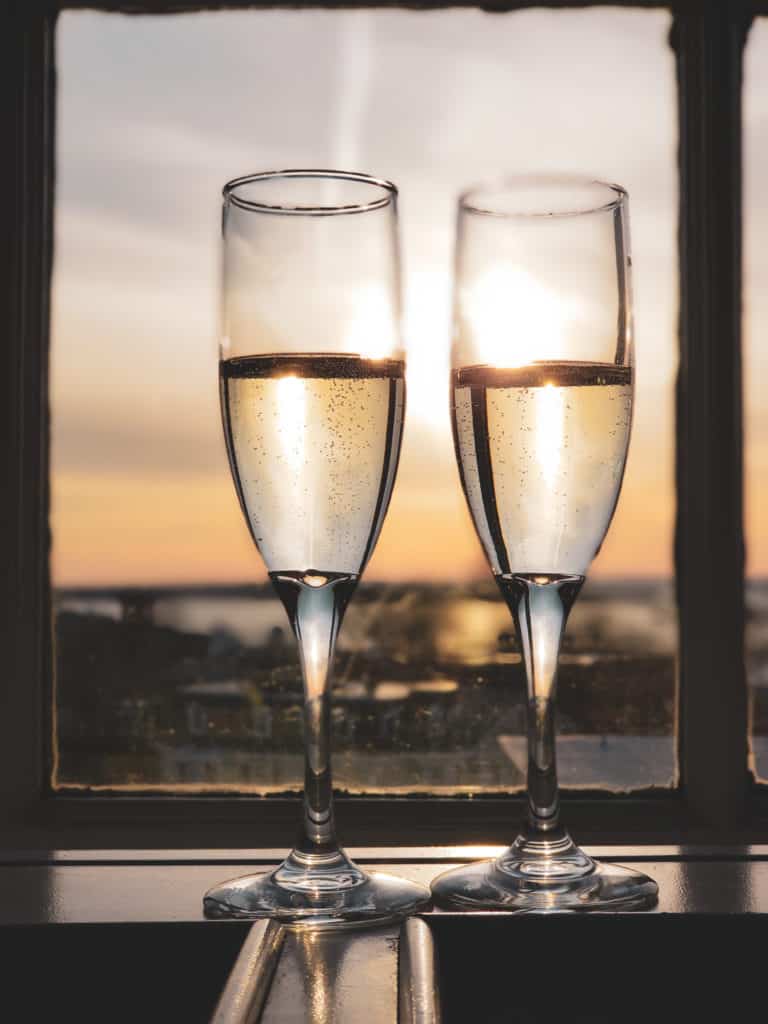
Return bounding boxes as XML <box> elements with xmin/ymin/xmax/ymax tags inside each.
<box><xmin>459</xmin><ymin>175</ymin><xmax>628</xmax><ymax>219</ymax></box>
<box><xmin>223</xmin><ymin>169</ymin><xmax>398</xmax><ymax>215</ymax></box>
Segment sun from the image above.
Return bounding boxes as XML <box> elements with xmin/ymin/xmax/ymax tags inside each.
<box><xmin>459</xmin><ymin>264</ymin><xmax>578</xmax><ymax>369</ymax></box>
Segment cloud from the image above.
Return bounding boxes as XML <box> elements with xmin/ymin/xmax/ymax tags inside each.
<box><xmin>53</xmin><ymin>403</ymin><xmax>226</xmax><ymax>477</ymax></box>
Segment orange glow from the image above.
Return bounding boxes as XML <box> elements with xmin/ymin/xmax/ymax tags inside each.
<box><xmin>52</xmin><ymin>429</ymin><xmax>673</xmax><ymax>586</ymax></box>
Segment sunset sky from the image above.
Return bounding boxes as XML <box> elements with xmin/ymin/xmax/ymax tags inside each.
<box><xmin>51</xmin><ymin>7</ymin><xmax>712</xmax><ymax>587</ymax></box>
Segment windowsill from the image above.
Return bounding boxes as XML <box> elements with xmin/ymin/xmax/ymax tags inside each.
<box><xmin>2</xmin><ymin>845</ymin><xmax>768</xmax><ymax>923</ymax></box>
<box><xmin>4</xmin><ymin>848</ymin><xmax>767</xmax><ymax>1021</ymax></box>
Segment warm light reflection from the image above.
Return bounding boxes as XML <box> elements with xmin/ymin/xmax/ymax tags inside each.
<box><xmin>536</xmin><ymin>382</ymin><xmax>565</xmax><ymax>486</ymax></box>
<box><xmin>277</xmin><ymin>375</ymin><xmax>306</xmax><ymax>469</ymax></box>
<box><xmin>462</xmin><ymin>265</ymin><xmax>576</xmax><ymax>367</ymax></box>
<box><xmin>299</xmin><ymin>931</ymin><xmax>333</xmax><ymax>1020</ymax></box>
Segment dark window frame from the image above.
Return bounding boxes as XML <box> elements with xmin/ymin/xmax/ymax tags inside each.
<box><xmin>1</xmin><ymin>0</ymin><xmax>765</xmax><ymax>851</ymax></box>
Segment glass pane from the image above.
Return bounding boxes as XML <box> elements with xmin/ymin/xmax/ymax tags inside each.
<box><xmin>53</xmin><ymin>8</ymin><xmax>677</xmax><ymax>792</ymax></box>
<box><xmin>745</xmin><ymin>20</ymin><xmax>768</xmax><ymax>781</ymax></box>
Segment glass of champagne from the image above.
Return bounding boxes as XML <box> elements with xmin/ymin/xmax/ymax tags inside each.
<box><xmin>204</xmin><ymin>170</ymin><xmax>430</xmax><ymax>926</ymax></box>
<box><xmin>432</xmin><ymin>176</ymin><xmax>659</xmax><ymax>912</ymax></box>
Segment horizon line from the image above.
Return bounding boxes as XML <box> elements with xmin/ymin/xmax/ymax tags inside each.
<box><xmin>54</xmin><ymin>575</ymin><xmax>686</xmax><ymax>596</ymax></box>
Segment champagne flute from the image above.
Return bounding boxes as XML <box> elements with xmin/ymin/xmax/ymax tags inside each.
<box><xmin>432</xmin><ymin>176</ymin><xmax>658</xmax><ymax>912</ymax></box>
<box><xmin>204</xmin><ymin>170</ymin><xmax>430</xmax><ymax>926</ymax></box>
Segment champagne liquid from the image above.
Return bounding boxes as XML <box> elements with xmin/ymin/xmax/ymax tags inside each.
<box><xmin>451</xmin><ymin>361</ymin><xmax>633</xmax><ymax>577</ymax></box>
<box><xmin>220</xmin><ymin>353</ymin><xmax>405</xmax><ymax>576</ymax></box>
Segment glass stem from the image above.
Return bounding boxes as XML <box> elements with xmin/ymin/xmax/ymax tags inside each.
<box><xmin>498</xmin><ymin>574</ymin><xmax>583</xmax><ymax>838</ymax></box>
<box><xmin>526</xmin><ymin>694</ymin><xmax>560</xmax><ymax>834</ymax></box>
<box><xmin>271</xmin><ymin>571</ymin><xmax>357</xmax><ymax>858</ymax></box>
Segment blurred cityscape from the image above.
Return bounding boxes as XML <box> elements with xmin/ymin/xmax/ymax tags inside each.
<box><xmin>54</xmin><ymin>578</ymin><xmax>686</xmax><ymax>793</ymax></box>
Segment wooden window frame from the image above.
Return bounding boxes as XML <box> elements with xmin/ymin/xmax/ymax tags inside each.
<box><xmin>1</xmin><ymin>0</ymin><xmax>765</xmax><ymax>850</ymax></box>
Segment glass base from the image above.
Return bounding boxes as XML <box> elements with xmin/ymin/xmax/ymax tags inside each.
<box><xmin>431</xmin><ymin>832</ymin><xmax>658</xmax><ymax>913</ymax></box>
<box><xmin>204</xmin><ymin>848</ymin><xmax>431</xmax><ymax>929</ymax></box>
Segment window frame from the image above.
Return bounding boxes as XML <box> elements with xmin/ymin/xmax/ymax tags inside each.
<box><xmin>1</xmin><ymin>0</ymin><xmax>764</xmax><ymax>851</ymax></box>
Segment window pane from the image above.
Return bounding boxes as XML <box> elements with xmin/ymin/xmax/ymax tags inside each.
<box><xmin>745</xmin><ymin>20</ymin><xmax>768</xmax><ymax>781</ymax></box>
<box><xmin>53</xmin><ymin>8</ymin><xmax>677</xmax><ymax>792</ymax></box>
